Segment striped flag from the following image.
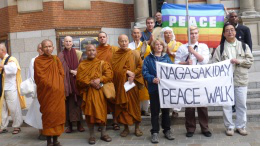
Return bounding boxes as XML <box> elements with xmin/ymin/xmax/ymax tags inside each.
<box><xmin>162</xmin><ymin>3</ymin><xmax>225</xmax><ymax>48</ymax></box>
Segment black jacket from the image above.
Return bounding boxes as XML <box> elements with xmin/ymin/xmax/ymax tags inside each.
<box><xmin>221</xmin><ymin>24</ymin><xmax>252</xmax><ymax>52</ymax></box>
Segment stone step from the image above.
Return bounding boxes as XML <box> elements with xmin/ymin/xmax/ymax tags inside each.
<box><xmin>247</xmin><ymin>88</ymin><xmax>260</xmax><ymax>98</ymax></box>
<box><xmin>248</xmin><ymin>81</ymin><xmax>260</xmax><ymax>89</ymax></box>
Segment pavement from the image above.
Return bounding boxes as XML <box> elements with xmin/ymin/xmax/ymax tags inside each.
<box><xmin>1</xmin><ymin>122</ymin><xmax>260</xmax><ymax>146</ymax></box>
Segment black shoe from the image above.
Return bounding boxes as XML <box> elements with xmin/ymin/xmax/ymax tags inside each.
<box><xmin>232</xmin><ymin>106</ymin><xmax>236</xmax><ymax>113</ymax></box>
<box><xmin>202</xmin><ymin>131</ymin><xmax>212</xmax><ymax>137</ymax></box>
<box><xmin>186</xmin><ymin>132</ymin><xmax>194</xmax><ymax>137</ymax></box>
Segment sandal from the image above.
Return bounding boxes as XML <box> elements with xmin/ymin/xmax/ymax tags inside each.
<box><xmin>135</xmin><ymin>129</ymin><xmax>143</xmax><ymax>137</ymax></box>
<box><xmin>88</xmin><ymin>137</ymin><xmax>96</xmax><ymax>145</ymax></box>
<box><xmin>12</xmin><ymin>128</ymin><xmax>21</xmax><ymax>134</ymax></box>
<box><xmin>53</xmin><ymin>141</ymin><xmax>62</xmax><ymax>146</ymax></box>
<box><xmin>97</xmin><ymin>126</ymin><xmax>102</xmax><ymax>132</ymax></box>
<box><xmin>100</xmin><ymin>134</ymin><xmax>112</xmax><ymax>142</ymax></box>
<box><xmin>0</xmin><ymin>129</ymin><xmax>8</xmax><ymax>134</ymax></box>
<box><xmin>112</xmin><ymin>123</ymin><xmax>120</xmax><ymax>130</ymax></box>
<box><xmin>65</xmin><ymin>126</ymin><xmax>72</xmax><ymax>133</ymax></box>
<box><xmin>120</xmin><ymin>129</ymin><xmax>130</xmax><ymax>137</ymax></box>
<box><xmin>47</xmin><ymin>143</ymin><xmax>54</xmax><ymax>146</ymax></box>
<box><xmin>77</xmin><ymin>126</ymin><xmax>85</xmax><ymax>132</ymax></box>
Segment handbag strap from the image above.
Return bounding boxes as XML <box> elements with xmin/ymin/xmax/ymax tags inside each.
<box><xmin>1</xmin><ymin>55</ymin><xmax>11</xmax><ymax>74</ymax></box>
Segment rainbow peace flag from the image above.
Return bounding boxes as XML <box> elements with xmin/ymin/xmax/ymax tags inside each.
<box><xmin>162</xmin><ymin>4</ymin><xmax>225</xmax><ymax>48</ymax></box>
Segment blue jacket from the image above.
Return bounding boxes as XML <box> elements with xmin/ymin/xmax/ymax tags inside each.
<box><xmin>142</xmin><ymin>53</ymin><xmax>172</xmax><ymax>93</ymax></box>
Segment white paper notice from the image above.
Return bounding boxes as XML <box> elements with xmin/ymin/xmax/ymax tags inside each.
<box><xmin>124</xmin><ymin>81</ymin><xmax>136</xmax><ymax>92</ymax></box>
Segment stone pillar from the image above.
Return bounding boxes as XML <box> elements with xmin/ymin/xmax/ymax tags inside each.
<box><xmin>172</xmin><ymin>0</ymin><xmax>185</xmax><ymax>4</ymax></box>
<box><xmin>207</xmin><ymin>0</ymin><xmax>220</xmax><ymax>4</ymax></box>
<box><xmin>240</xmin><ymin>0</ymin><xmax>257</xmax><ymax>16</ymax></box>
<box><xmin>165</xmin><ymin>0</ymin><xmax>173</xmax><ymax>3</ymax></box>
<box><xmin>255</xmin><ymin>0</ymin><xmax>260</xmax><ymax>13</ymax></box>
<box><xmin>151</xmin><ymin>0</ymin><xmax>157</xmax><ymax>16</ymax></box>
<box><xmin>134</xmin><ymin>0</ymin><xmax>149</xmax><ymax>28</ymax></box>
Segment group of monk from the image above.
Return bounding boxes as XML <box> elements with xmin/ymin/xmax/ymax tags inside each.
<box><xmin>0</xmin><ymin>10</ymin><xmax>253</xmax><ymax>146</ymax></box>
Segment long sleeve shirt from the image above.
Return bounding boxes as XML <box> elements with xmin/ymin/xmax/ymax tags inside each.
<box><xmin>174</xmin><ymin>42</ymin><xmax>210</xmax><ymax>65</ymax></box>
<box><xmin>3</xmin><ymin>54</ymin><xmax>18</xmax><ymax>90</ymax></box>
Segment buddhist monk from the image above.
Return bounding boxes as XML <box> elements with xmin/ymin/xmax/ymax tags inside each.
<box><xmin>76</xmin><ymin>44</ymin><xmax>112</xmax><ymax>144</ymax></box>
<box><xmin>34</xmin><ymin>39</ymin><xmax>65</xmax><ymax>146</ymax></box>
<box><xmin>112</xmin><ymin>34</ymin><xmax>144</xmax><ymax>137</ymax></box>
<box><xmin>96</xmin><ymin>31</ymin><xmax>120</xmax><ymax>130</ymax></box>
<box><xmin>128</xmin><ymin>28</ymin><xmax>151</xmax><ymax>116</ymax></box>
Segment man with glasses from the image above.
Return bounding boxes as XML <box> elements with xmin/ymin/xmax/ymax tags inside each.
<box><xmin>212</xmin><ymin>23</ymin><xmax>253</xmax><ymax>136</ymax></box>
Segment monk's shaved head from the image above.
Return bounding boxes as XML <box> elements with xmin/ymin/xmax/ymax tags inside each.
<box><xmin>131</xmin><ymin>28</ymin><xmax>142</xmax><ymax>42</ymax></box>
<box><xmin>37</xmin><ymin>43</ymin><xmax>44</xmax><ymax>56</ymax></box>
<box><xmin>41</xmin><ymin>39</ymin><xmax>54</xmax><ymax>56</ymax></box>
<box><xmin>64</xmin><ymin>36</ymin><xmax>73</xmax><ymax>41</ymax></box>
<box><xmin>118</xmin><ymin>34</ymin><xmax>128</xmax><ymax>41</ymax></box>
<box><xmin>63</xmin><ymin>36</ymin><xmax>73</xmax><ymax>50</ymax></box>
<box><xmin>41</xmin><ymin>39</ymin><xmax>53</xmax><ymax>47</ymax></box>
<box><xmin>85</xmin><ymin>44</ymin><xmax>96</xmax><ymax>60</ymax></box>
<box><xmin>118</xmin><ymin>34</ymin><xmax>129</xmax><ymax>50</ymax></box>
<box><xmin>85</xmin><ymin>44</ymin><xmax>96</xmax><ymax>51</ymax></box>
<box><xmin>0</xmin><ymin>43</ymin><xmax>7</xmax><ymax>59</ymax></box>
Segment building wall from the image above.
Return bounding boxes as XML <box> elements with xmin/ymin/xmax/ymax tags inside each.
<box><xmin>0</xmin><ymin>1</ymin><xmax>134</xmax><ymax>37</ymax></box>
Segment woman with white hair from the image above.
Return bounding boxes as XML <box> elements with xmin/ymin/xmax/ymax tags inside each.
<box><xmin>160</xmin><ymin>27</ymin><xmax>182</xmax><ymax>117</ymax></box>
<box><xmin>160</xmin><ymin>27</ymin><xmax>182</xmax><ymax>63</ymax></box>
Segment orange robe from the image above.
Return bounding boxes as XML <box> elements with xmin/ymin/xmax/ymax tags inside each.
<box><xmin>133</xmin><ymin>42</ymin><xmax>151</xmax><ymax>101</ymax></box>
<box><xmin>96</xmin><ymin>44</ymin><xmax>118</xmax><ymax>113</ymax></box>
<box><xmin>111</xmin><ymin>49</ymin><xmax>144</xmax><ymax>125</ymax></box>
<box><xmin>34</xmin><ymin>55</ymin><xmax>65</xmax><ymax>136</ymax></box>
<box><xmin>76</xmin><ymin>58</ymin><xmax>113</xmax><ymax>124</ymax></box>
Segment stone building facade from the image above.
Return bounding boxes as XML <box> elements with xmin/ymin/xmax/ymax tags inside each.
<box><xmin>0</xmin><ymin>0</ymin><xmax>259</xmax><ymax>86</ymax></box>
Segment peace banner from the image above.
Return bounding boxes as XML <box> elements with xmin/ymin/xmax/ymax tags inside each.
<box><xmin>156</xmin><ymin>60</ymin><xmax>234</xmax><ymax>108</ymax></box>
<box><xmin>162</xmin><ymin>3</ymin><xmax>225</xmax><ymax>48</ymax></box>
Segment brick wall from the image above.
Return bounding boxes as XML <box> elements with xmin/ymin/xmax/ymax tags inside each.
<box><xmin>0</xmin><ymin>1</ymin><xmax>134</xmax><ymax>37</ymax></box>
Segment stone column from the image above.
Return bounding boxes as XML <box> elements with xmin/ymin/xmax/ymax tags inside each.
<box><xmin>172</xmin><ymin>0</ymin><xmax>185</xmax><ymax>4</ymax></box>
<box><xmin>207</xmin><ymin>0</ymin><xmax>220</xmax><ymax>4</ymax></box>
<box><xmin>255</xmin><ymin>0</ymin><xmax>260</xmax><ymax>13</ymax></box>
<box><xmin>151</xmin><ymin>0</ymin><xmax>157</xmax><ymax>16</ymax></box>
<box><xmin>240</xmin><ymin>0</ymin><xmax>257</xmax><ymax>16</ymax></box>
<box><xmin>134</xmin><ymin>0</ymin><xmax>149</xmax><ymax>28</ymax></box>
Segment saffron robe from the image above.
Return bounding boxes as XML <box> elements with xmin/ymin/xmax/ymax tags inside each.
<box><xmin>76</xmin><ymin>58</ymin><xmax>113</xmax><ymax>124</ymax></box>
<box><xmin>130</xmin><ymin>41</ymin><xmax>151</xmax><ymax>101</ymax></box>
<box><xmin>34</xmin><ymin>55</ymin><xmax>65</xmax><ymax>136</ymax></box>
<box><xmin>111</xmin><ymin>49</ymin><xmax>144</xmax><ymax>125</ymax></box>
<box><xmin>96</xmin><ymin>44</ymin><xmax>118</xmax><ymax>113</ymax></box>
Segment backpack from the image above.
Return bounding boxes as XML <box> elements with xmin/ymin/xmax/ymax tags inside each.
<box><xmin>220</xmin><ymin>42</ymin><xmax>246</xmax><ymax>56</ymax></box>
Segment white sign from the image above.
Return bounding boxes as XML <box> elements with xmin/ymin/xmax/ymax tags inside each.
<box><xmin>156</xmin><ymin>60</ymin><xmax>234</xmax><ymax>108</ymax></box>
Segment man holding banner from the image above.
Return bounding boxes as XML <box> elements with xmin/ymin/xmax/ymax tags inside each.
<box><xmin>175</xmin><ymin>26</ymin><xmax>211</xmax><ymax>138</ymax></box>
<box><xmin>212</xmin><ymin>23</ymin><xmax>253</xmax><ymax>136</ymax></box>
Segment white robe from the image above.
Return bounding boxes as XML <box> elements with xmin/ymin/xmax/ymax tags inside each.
<box><xmin>24</xmin><ymin>56</ymin><xmax>43</xmax><ymax>129</ymax></box>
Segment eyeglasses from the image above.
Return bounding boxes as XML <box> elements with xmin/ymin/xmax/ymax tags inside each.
<box><xmin>225</xmin><ymin>29</ymin><xmax>235</xmax><ymax>33</ymax></box>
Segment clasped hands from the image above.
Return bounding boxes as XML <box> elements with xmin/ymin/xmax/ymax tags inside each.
<box><xmin>90</xmin><ymin>78</ymin><xmax>101</xmax><ymax>90</ymax></box>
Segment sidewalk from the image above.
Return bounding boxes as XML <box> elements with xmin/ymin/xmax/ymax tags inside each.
<box><xmin>1</xmin><ymin>122</ymin><xmax>260</xmax><ymax>146</ymax></box>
